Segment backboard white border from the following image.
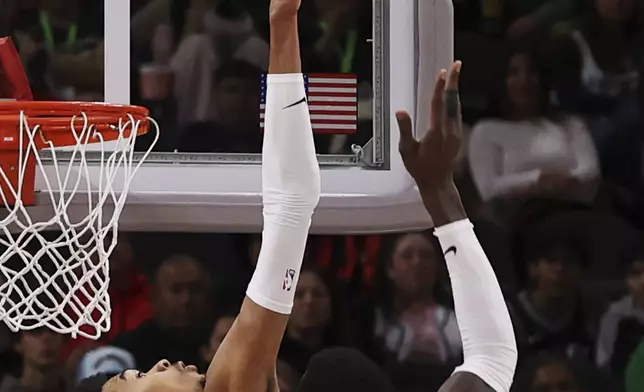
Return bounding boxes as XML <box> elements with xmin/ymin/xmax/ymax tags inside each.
<box><xmin>24</xmin><ymin>0</ymin><xmax>454</xmax><ymax>234</ymax></box>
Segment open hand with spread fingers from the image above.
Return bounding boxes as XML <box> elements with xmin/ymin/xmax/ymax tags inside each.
<box><xmin>396</xmin><ymin>61</ymin><xmax>467</xmax><ymax>226</ymax></box>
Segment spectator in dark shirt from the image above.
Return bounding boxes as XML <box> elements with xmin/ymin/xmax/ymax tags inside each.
<box><xmin>511</xmin><ymin>232</ymin><xmax>593</xmax><ymax>363</ymax></box>
<box><xmin>178</xmin><ymin>60</ymin><xmax>263</xmax><ymax>153</ymax></box>
<box><xmin>110</xmin><ymin>254</ymin><xmax>213</xmax><ymax>372</ymax></box>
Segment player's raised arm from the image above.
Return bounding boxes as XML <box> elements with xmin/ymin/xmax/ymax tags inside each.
<box><xmin>396</xmin><ymin>62</ymin><xmax>517</xmax><ymax>392</ymax></box>
<box><xmin>205</xmin><ymin>0</ymin><xmax>320</xmax><ymax>391</ymax></box>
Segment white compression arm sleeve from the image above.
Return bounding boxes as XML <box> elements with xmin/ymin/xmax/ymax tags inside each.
<box><xmin>434</xmin><ymin>219</ymin><xmax>517</xmax><ymax>392</ymax></box>
<box><xmin>246</xmin><ymin>73</ymin><xmax>321</xmax><ymax>315</ymax></box>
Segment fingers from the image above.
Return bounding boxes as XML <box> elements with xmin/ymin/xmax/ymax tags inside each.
<box><xmin>445</xmin><ymin>61</ymin><xmax>461</xmax><ymax>92</ymax></box>
<box><xmin>397</xmin><ymin>63</ymin><xmax>460</xmax><ymax>159</ymax></box>
<box><xmin>396</xmin><ymin>110</ymin><xmax>418</xmax><ymax>155</ymax></box>
<box><xmin>430</xmin><ymin>69</ymin><xmax>447</xmax><ymax>131</ymax></box>
<box><xmin>444</xmin><ymin>61</ymin><xmax>463</xmax><ymax>157</ymax></box>
<box><xmin>445</xmin><ymin>61</ymin><xmax>462</xmax><ymax>119</ymax></box>
<box><xmin>396</xmin><ymin>110</ymin><xmax>415</xmax><ymax>142</ymax></box>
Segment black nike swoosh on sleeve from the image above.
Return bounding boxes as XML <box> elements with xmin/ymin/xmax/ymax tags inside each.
<box><xmin>444</xmin><ymin>246</ymin><xmax>457</xmax><ymax>256</ymax></box>
<box><xmin>282</xmin><ymin>97</ymin><xmax>307</xmax><ymax>109</ymax></box>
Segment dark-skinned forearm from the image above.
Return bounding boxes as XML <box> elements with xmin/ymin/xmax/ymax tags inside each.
<box><xmin>418</xmin><ymin>183</ymin><xmax>467</xmax><ymax>227</ymax></box>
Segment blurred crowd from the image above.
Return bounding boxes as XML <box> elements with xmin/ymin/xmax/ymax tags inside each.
<box><xmin>1</xmin><ymin>0</ymin><xmax>644</xmax><ymax>391</ymax></box>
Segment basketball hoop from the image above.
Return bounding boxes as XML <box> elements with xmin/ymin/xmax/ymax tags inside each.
<box><xmin>0</xmin><ymin>101</ymin><xmax>159</xmax><ymax>339</ymax></box>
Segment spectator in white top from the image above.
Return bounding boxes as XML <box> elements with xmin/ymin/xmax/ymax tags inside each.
<box><xmin>468</xmin><ymin>48</ymin><xmax>600</xmax><ymax>213</ymax></box>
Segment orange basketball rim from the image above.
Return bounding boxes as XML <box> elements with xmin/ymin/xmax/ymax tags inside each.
<box><xmin>0</xmin><ymin>37</ymin><xmax>151</xmax><ymax>206</ymax></box>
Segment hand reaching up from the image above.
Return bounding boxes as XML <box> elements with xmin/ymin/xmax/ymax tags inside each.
<box><xmin>396</xmin><ymin>61</ymin><xmax>466</xmax><ymax>226</ymax></box>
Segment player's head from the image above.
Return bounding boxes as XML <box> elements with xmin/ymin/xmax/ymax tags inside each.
<box><xmin>296</xmin><ymin>347</ymin><xmax>395</xmax><ymax>392</ymax></box>
<box><xmin>77</xmin><ymin>360</ymin><xmax>205</xmax><ymax>392</ymax></box>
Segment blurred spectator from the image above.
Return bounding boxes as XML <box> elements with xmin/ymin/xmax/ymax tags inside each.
<box><xmin>625</xmin><ymin>338</ymin><xmax>644</xmax><ymax>392</ymax></box>
<box><xmin>511</xmin><ymin>233</ymin><xmax>593</xmax><ymax>362</ymax></box>
<box><xmin>551</xmin><ymin>0</ymin><xmax>642</xmax><ymax>162</ymax></box>
<box><xmin>110</xmin><ymin>254</ymin><xmax>212</xmax><ymax>372</ymax></box>
<box><xmin>513</xmin><ymin>352</ymin><xmax>585</xmax><ymax>392</ymax></box>
<box><xmin>199</xmin><ymin>308</ymin><xmax>237</xmax><ymax>364</ymax></box>
<box><xmin>106</xmin><ymin>235</ymin><xmax>154</xmax><ymax>331</ymax></box>
<box><xmin>469</xmin><ymin>48</ymin><xmax>599</xmax><ymax>221</ymax></box>
<box><xmin>0</xmin><ymin>329</ymin><xmax>65</xmax><ymax>392</ymax></box>
<box><xmin>297</xmin><ymin>0</ymin><xmax>371</xmax><ymax>79</ymax></box>
<box><xmin>595</xmin><ymin>241</ymin><xmax>644</xmax><ymax>374</ymax></box>
<box><xmin>0</xmin><ymin>325</ymin><xmax>20</xmax><ymax>383</ymax></box>
<box><xmin>308</xmin><ymin>235</ymin><xmax>381</xmax><ymax>300</ymax></box>
<box><xmin>276</xmin><ymin>359</ymin><xmax>300</xmax><ymax>392</ymax></box>
<box><xmin>178</xmin><ymin>60</ymin><xmax>263</xmax><ymax>153</ymax></box>
<box><xmin>161</xmin><ymin>0</ymin><xmax>269</xmax><ymax>125</ymax></box>
<box><xmin>505</xmin><ymin>0</ymin><xmax>583</xmax><ymax>41</ymax></box>
<box><xmin>279</xmin><ymin>266</ymin><xmax>340</xmax><ymax>374</ymax></box>
<box><xmin>62</xmin><ymin>234</ymin><xmax>153</xmax><ymax>367</ymax></box>
<box><xmin>12</xmin><ymin>0</ymin><xmax>104</xmax><ymax>99</ymax></box>
<box><xmin>247</xmin><ymin>234</ymin><xmax>261</xmax><ymax>268</ymax></box>
<box><xmin>374</xmin><ymin>233</ymin><xmax>461</xmax><ymax>366</ymax></box>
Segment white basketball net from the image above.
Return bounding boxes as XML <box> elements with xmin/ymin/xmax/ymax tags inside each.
<box><xmin>0</xmin><ymin>111</ymin><xmax>158</xmax><ymax>339</ymax></box>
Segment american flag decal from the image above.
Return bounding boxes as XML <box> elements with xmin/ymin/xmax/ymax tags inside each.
<box><xmin>260</xmin><ymin>73</ymin><xmax>358</xmax><ymax>134</ymax></box>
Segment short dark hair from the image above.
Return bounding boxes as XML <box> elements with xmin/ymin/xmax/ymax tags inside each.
<box><xmin>520</xmin><ymin>225</ymin><xmax>587</xmax><ymax>267</ymax></box>
<box><xmin>214</xmin><ymin>60</ymin><xmax>263</xmax><ymax>85</ymax></box>
<box><xmin>482</xmin><ymin>44</ymin><xmax>560</xmax><ymax>120</ymax></box>
<box><xmin>74</xmin><ymin>372</ymin><xmax>117</xmax><ymax>392</ymax></box>
<box><xmin>296</xmin><ymin>347</ymin><xmax>395</xmax><ymax>392</ymax></box>
<box><xmin>513</xmin><ymin>352</ymin><xmax>580</xmax><ymax>392</ymax></box>
<box><xmin>153</xmin><ymin>254</ymin><xmax>206</xmax><ymax>283</ymax></box>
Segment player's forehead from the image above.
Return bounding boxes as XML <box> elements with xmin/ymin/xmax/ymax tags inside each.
<box><xmin>102</xmin><ymin>371</ymin><xmax>134</xmax><ymax>392</ymax></box>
